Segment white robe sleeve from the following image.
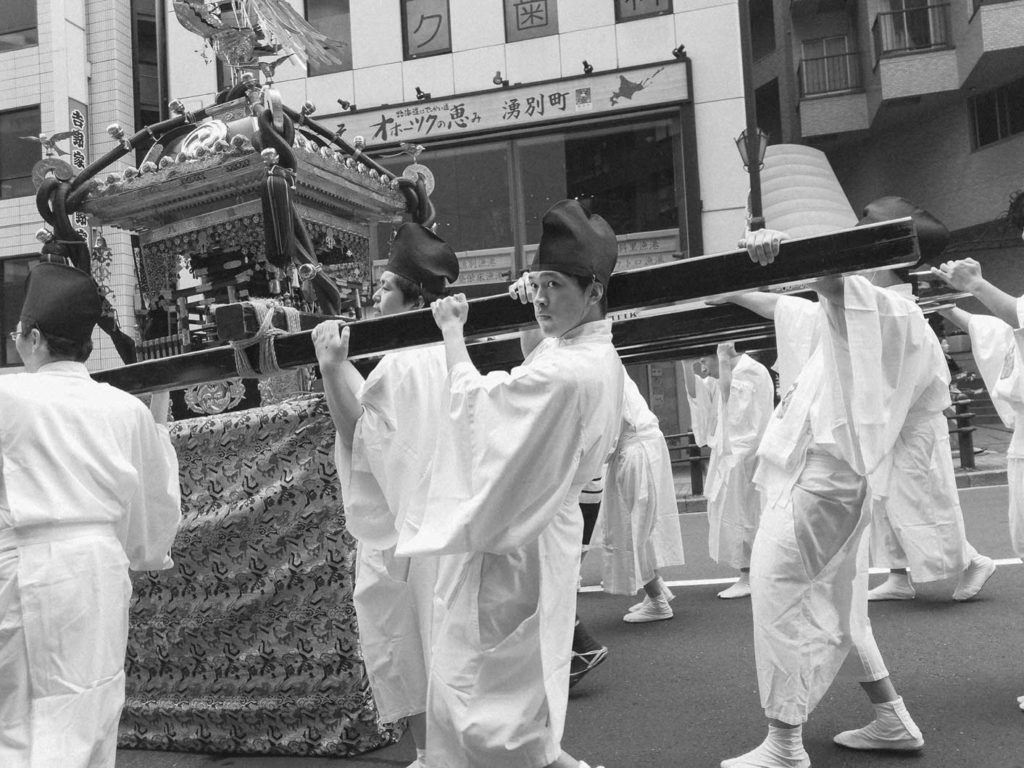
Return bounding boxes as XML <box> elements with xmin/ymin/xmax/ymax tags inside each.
<box><xmin>398</xmin><ymin>356</ymin><xmax>587</xmax><ymax>556</ymax></box>
<box><xmin>119</xmin><ymin>414</ymin><xmax>181</xmax><ymax>571</ymax></box>
<box><xmin>719</xmin><ymin>355</ymin><xmax>774</xmax><ymax>467</ymax></box>
<box><xmin>967</xmin><ymin>313</ymin><xmax>1018</xmax><ymax>429</ymax></box>
<box><xmin>339</xmin><ymin>349</ymin><xmax>448</xmax><ymax>550</ymax></box>
<box><xmin>687</xmin><ymin>375</ymin><xmax>718</xmax><ymax>447</ymax></box>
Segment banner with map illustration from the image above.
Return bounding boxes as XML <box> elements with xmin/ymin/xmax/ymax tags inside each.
<box><xmin>344</xmin><ymin>59</ymin><xmax>690</xmax><ymax>147</ymax></box>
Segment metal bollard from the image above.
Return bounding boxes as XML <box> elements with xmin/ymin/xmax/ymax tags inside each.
<box><xmin>951</xmin><ymin>397</ymin><xmax>976</xmax><ymax>470</ymax></box>
<box><xmin>687</xmin><ymin>432</ymin><xmax>705</xmax><ymax>496</ymax></box>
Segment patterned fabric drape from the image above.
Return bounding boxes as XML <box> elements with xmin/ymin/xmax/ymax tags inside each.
<box><xmin>118</xmin><ymin>395</ymin><xmax>403</xmax><ymax>755</ymax></box>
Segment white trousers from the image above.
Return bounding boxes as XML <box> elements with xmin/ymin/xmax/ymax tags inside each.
<box><xmin>0</xmin><ymin>530</ymin><xmax>130</xmax><ymax>768</ymax></box>
<box><xmin>751</xmin><ymin>450</ymin><xmax>889</xmax><ymax>724</ymax></box>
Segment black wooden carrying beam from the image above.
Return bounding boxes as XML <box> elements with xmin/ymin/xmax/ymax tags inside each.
<box><xmin>94</xmin><ymin>219</ymin><xmax>918</xmax><ymax>394</ymax></box>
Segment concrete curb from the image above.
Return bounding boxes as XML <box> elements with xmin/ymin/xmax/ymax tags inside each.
<box><xmin>954</xmin><ymin>469</ymin><xmax>1007</xmax><ymax>488</ymax></box>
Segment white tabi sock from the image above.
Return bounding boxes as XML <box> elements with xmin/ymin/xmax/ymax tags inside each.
<box><xmin>721</xmin><ymin>724</ymin><xmax>810</xmax><ymax>768</ymax></box>
<box><xmin>834</xmin><ymin>696</ymin><xmax>924</xmax><ymax>750</ymax></box>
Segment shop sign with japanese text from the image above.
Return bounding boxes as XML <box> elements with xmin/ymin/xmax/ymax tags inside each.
<box><xmin>69</xmin><ymin>100</ymin><xmax>88</xmax><ymax>227</ymax></box>
<box><xmin>504</xmin><ymin>0</ymin><xmax>558</xmax><ymax>42</ymax></box>
<box><xmin>402</xmin><ymin>0</ymin><xmax>452</xmax><ymax>58</ymax></box>
<box><xmin>347</xmin><ymin>60</ymin><xmax>689</xmax><ymax>147</ymax></box>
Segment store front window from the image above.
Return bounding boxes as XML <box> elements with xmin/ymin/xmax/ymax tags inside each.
<box><xmin>378</xmin><ymin>114</ymin><xmax>687</xmax><ymax>293</ymax></box>
<box><xmin>2</xmin><ymin>255</ymin><xmax>37</xmax><ymax>367</ymax></box>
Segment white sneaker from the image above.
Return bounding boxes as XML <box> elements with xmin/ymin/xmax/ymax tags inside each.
<box><xmin>833</xmin><ymin>696</ymin><xmax>924</xmax><ymax>751</ymax></box>
<box><xmin>953</xmin><ymin>555</ymin><xmax>996</xmax><ymax>601</ymax></box>
<box><xmin>718</xmin><ymin>578</ymin><xmax>752</xmax><ymax>599</ymax></box>
<box><xmin>867</xmin><ymin>576</ymin><xmax>916</xmax><ymax>601</ymax></box>
<box><xmin>623</xmin><ymin>593</ymin><xmax>673</xmax><ymax>623</ymax></box>
<box><xmin>1017</xmin><ymin>694</ymin><xmax>1024</xmax><ymax>711</ymax></box>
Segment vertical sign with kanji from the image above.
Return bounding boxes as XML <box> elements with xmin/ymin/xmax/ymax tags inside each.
<box><xmin>504</xmin><ymin>0</ymin><xmax>558</xmax><ymax>43</ymax></box>
<box><xmin>68</xmin><ymin>100</ymin><xmax>89</xmax><ymax>228</ymax></box>
<box><xmin>615</xmin><ymin>0</ymin><xmax>673</xmax><ymax>22</ymax></box>
<box><xmin>401</xmin><ymin>0</ymin><xmax>452</xmax><ymax>59</ymax></box>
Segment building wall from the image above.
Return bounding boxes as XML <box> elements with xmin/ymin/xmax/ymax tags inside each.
<box><xmin>759</xmin><ymin>0</ymin><xmax>1024</xmax><ymax>234</ymax></box>
<box><xmin>830</xmin><ymin>97</ymin><xmax>1023</xmax><ymax>231</ymax></box>
<box><xmin>0</xmin><ymin>0</ymin><xmax>139</xmax><ymax>372</ymax></box>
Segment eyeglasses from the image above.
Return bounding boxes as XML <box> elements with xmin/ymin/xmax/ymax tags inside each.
<box><xmin>8</xmin><ymin>330</ymin><xmax>21</xmax><ymax>342</ymax></box>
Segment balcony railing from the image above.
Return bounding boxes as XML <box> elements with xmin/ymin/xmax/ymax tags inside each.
<box><xmin>799</xmin><ymin>52</ymin><xmax>863</xmax><ymax>96</ymax></box>
<box><xmin>872</xmin><ymin>3</ymin><xmax>951</xmax><ymax>64</ymax></box>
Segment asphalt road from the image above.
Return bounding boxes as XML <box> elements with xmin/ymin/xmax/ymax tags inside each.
<box><xmin>117</xmin><ymin>484</ymin><xmax>1024</xmax><ymax>768</ymax></box>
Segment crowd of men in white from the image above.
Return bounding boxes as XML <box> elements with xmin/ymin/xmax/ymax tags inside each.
<box><xmin>1</xmin><ymin>146</ymin><xmax>1022</xmax><ymax>768</ymax></box>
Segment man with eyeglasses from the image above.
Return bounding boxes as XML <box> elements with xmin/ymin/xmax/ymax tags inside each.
<box><xmin>0</xmin><ymin>262</ymin><xmax>181</xmax><ymax>768</ymax></box>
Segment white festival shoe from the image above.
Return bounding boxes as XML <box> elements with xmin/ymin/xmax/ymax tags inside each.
<box><xmin>717</xmin><ymin>579</ymin><xmax>752</xmax><ymax>599</ymax></box>
<box><xmin>627</xmin><ymin>586</ymin><xmax>675</xmax><ymax>613</ymax></box>
<box><xmin>623</xmin><ymin>593</ymin><xmax>673</xmax><ymax>623</ymax></box>
<box><xmin>952</xmin><ymin>555</ymin><xmax>996</xmax><ymax>601</ymax></box>
<box><xmin>833</xmin><ymin>696</ymin><xmax>924</xmax><ymax>751</ymax></box>
<box><xmin>867</xmin><ymin>576</ymin><xmax>916</xmax><ymax>601</ymax></box>
<box><xmin>720</xmin><ymin>741</ymin><xmax>810</xmax><ymax>768</ymax></box>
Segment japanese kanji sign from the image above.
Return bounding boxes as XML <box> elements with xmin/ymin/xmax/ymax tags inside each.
<box><xmin>69</xmin><ymin>100</ymin><xmax>88</xmax><ymax>227</ymax></box>
<box><xmin>504</xmin><ymin>0</ymin><xmax>558</xmax><ymax>43</ymax></box>
<box><xmin>615</xmin><ymin>0</ymin><xmax>673</xmax><ymax>22</ymax></box>
<box><xmin>342</xmin><ymin>60</ymin><xmax>690</xmax><ymax>147</ymax></box>
<box><xmin>402</xmin><ymin>0</ymin><xmax>452</xmax><ymax>59</ymax></box>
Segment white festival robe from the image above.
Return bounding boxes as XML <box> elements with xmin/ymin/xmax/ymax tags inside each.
<box><xmin>752</xmin><ymin>279</ymin><xmax>948</xmax><ymax>724</ymax></box>
<box><xmin>705</xmin><ymin>353</ymin><xmax>774</xmax><ymax>570</ymax></box>
<box><xmin>0</xmin><ymin>362</ymin><xmax>181</xmax><ymax>768</ymax></box>
<box><xmin>686</xmin><ymin>373</ymin><xmax>719</xmax><ymax>447</ymax></box>
<box><xmin>397</xmin><ymin>320</ymin><xmax>624</xmax><ymax>768</ymax></box>
<box><xmin>968</xmin><ymin>308</ymin><xmax>1024</xmax><ymax>556</ymax></box>
<box><xmin>333</xmin><ymin>345</ymin><xmax>446</xmax><ymax>722</ymax></box>
<box><xmin>867</xmin><ymin>284</ymin><xmax>969</xmax><ymax>582</ymax></box>
<box><xmin>597</xmin><ymin>373</ymin><xmax>685</xmax><ymax>596</ymax></box>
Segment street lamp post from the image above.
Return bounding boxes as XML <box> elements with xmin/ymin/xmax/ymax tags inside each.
<box><xmin>736</xmin><ymin>0</ymin><xmax>766</xmax><ymax>231</ymax></box>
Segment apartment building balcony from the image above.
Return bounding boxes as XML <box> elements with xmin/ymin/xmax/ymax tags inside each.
<box><xmin>797</xmin><ymin>52</ymin><xmax>869</xmax><ymax>137</ymax></box>
<box><xmin>959</xmin><ymin>0</ymin><xmax>1024</xmax><ymax>92</ymax></box>
<box><xmin>872</xmin><ymin>3</ymin><xmax>959</xmax><ymax>101</ymax></box>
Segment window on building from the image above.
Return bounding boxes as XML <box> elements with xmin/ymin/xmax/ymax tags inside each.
<box><xmin>800</xmin><ymin>36</ymin><xmax>860</xmax><ymax>96</ymax></box>
<box><xmin>2</xmin><ymin>255</ymin><xmax>38</xmax><ymax>367</ymax></box>
<box><xmin>614</xmin><ymin>0</ymin><xmax>673</xmax><ymax>23</ymax></box>
<box><xmin>401</xmin><ymin>0</ymin><xmax>452</xmax><ymax>59</ymax></box>
<box><xmin>517</xmin><ymin>118</ymin><xmax>682</xmax><ymax>241</ymax></box>
<box><xmin>132</xmin><ymin>0</ymin><xmax>165</xmax><ymax>163</ymax></box>
<box><xmin>0</xmin><ymin>0</ymin><xmax>38</xmax><ymax>53</ymax></box>
<box><xmin>755</xmin><ymin>79</ymin><xmax>782</xmax><ymax>147</ymax></box>
<box><xmin>750</xmin><ymin>0</ymin><xmax>776</xmax><ymax>60</ymax></box>
<box><xmin>875</xmin><ymin>0</ymin><xmax>950</xmax><ymax>58</ymax></box>
<box><xmin>0</xmin><ymin>107</ymin><xmax>41</xmax><ymax>199</ymax></box>
<box><xmin>376</xmin><ymin>114</ymin><xmax>686</xmax><ymax>290</ymax></box>
<box><xmin>970</xmin><ymin>76</ymin><xmax>1024</xmax><ymax>149</ymax></box>
<box><xmin>306</xmin><ymin>0</ymin><xmax>353</xmax><ymax>76</ymax></box>
<box><xmin>504</xmin><ymin>0</ymin><xmax>559</xmax><ymax>43</ymax></box>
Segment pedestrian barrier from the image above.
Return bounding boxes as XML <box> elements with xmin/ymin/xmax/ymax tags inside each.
<box><xmin>667</xmin><ymin>395</ymin><xmax>978</xmax><ymax>500</ymax></box>
<box><xmin>664</xmin><ymin>432</ymin><xmax>706</xmax><ymax>496</ymax></box>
